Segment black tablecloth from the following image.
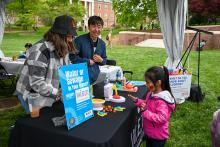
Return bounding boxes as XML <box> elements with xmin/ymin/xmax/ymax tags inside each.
<box><xmin>9</xmin><ymin>85</ymin><xmax>147</xmax><ymax>147</ymax></box>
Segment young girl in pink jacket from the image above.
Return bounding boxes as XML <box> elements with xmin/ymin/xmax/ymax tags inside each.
<box><xmin>128</xmin><ymin>66</ymin><xmax>176</xmax><ymax>147</ymax></box>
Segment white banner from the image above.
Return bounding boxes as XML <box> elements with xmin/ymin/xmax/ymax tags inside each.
<box><xmin>169</xmin><ymin>74</ymin><xmax>192</xmax><ymax>104</ymax></box>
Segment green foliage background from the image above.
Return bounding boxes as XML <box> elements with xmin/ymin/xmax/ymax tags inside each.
<box><xmin>6</xmin><ymin>0</ymin><xmax>85</xmax><ymax>29</ymax></box>
<box><xmin>112</xmin><ymin>0</ymin><xmax>157</xmax><ymax>27</ymax></box>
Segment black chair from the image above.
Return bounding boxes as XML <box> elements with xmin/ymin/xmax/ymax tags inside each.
<box><xmin>106</xmin><ymin>59</ymin><xmax>116</xmax><ymax>66</ymax></box>
<box><xmin>0</xmin><ymin>64</ymin><xmax>17</xmax><ymax>96</ymax></box>
<box><xmin>106</xmin><ymin>59</ymin><xmax>133</xmax><ymax>80</ymax></box>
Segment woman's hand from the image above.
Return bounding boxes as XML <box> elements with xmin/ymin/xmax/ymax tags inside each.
<box><xmin>89</xmin><ymin>59</ymin><xmax>95</xmax><ymax>66</ymax></box>
<box><xmin>56</xmin><ymin>90</ymin><xmax>62</xmax><ymax>101</ymax></box>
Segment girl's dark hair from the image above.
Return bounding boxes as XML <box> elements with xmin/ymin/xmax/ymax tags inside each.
<box><xmin>44</xmin><ymin>30</ymin><xmax>76</xmax><ymax>58</ymax></box>
<box><xmin>145</xmin><ymin>66</ymin><xmax>174</xmax><ymax>97</ymax></box>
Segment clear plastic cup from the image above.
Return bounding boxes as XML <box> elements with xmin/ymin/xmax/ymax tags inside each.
<box><xmin>30</xmin><ymin>106</ymin><xmax>40</xmax><ymax>118</ymax></box>
<box><xmin>28</xmin><ymin>99</ymin><xmax>40</xmax><ymax>118</ymax></box>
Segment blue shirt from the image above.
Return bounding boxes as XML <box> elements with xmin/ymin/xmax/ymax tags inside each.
<box><xmin>74</xmin><ymin>33</ymin><xmax>107</xmax><ymax>84</ymax></box>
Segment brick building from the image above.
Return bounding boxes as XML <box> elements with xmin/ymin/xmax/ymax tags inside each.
<box><xmin>80</xmin><ymin>0</ymin><xmax>116</xmax><ymax>28</ymax></box>
<box><xmin>94</xmin><ymin>0</ymin><xmax>115</xmax><ymax>28</ymax></box>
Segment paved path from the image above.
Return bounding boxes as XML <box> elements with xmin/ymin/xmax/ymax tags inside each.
<box><xmin>135</xmin><ymin>39</ymin><xmax>165</xmax><ymax>48</ymax></box>
<box><xmin>134</xmin><ymin>30</ymin><xmax>220</xmax><ymax>48</ymax></box>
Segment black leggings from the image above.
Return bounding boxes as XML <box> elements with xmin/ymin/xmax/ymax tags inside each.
<box><xmin>146</xmin><ymin>136</ymin><xmax>166</xmax><ymax>147</ymax></box>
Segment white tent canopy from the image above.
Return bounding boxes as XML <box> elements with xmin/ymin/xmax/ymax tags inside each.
<box><xmin>0</xmin><ymin>0</ymin><xmax>6</xmax><ymax>47</ymax></box>
<box><xmin>0</xmin><ymin>0</ymin><xmax>11</xmax><ymax>49</ymax></box>
<box><xmin>157</xmin><ymin>0</ymin><xmax>188</xmax><ymax>69</ymax></box>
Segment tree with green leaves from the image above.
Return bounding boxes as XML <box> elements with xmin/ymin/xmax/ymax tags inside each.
<box><xmin>112</xmin><ymin>0</ymin><xmax>157</xmax><ymax>28</ymax></box>
<box><xmin>37</xmin><ymin>0</ymin><xmax>85</xmax><ymax>26</ymax></box>
<box><xmin>6</xmin><ymin>0</ymin><xmax>85</xmax><ymax>30</ymax></box>
<box><xmin>6</xmin><ymin>0</ymin><xmax>42</xmax><ymax>30</ymax></box>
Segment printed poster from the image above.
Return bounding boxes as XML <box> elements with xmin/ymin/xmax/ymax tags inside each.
<box><xmin>169</xmin><ymin>74</ymin><xmax>192</xmax><ymax>101</ymax></box>
<box><xmin>59</xmin><ymin>63</ymin><xmax>94</xmax><ymax>130</ymax></box>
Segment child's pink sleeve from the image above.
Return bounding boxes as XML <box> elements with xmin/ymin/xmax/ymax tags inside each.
<box><xmin>135</xmin><ymin>92</ymin><xmax>150</xmax><ymax>107</ymax></box>
<box><xmin>142</xmin><ymin>100</ymin><xmax>169</xmax><ymax>124</ymax></box>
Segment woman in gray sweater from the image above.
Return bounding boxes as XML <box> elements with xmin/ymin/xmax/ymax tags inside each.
<box><xmin>16</xmin><ymin>15</ymin><xmax>78</xmax><ymax>114</ymax></box>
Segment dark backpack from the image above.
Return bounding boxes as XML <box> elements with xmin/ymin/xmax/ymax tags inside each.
<box><xmin>188</xmin><ymin>84</ymin><xmax>205</xmax><ymax>102</ymax></box>
<box><xmin>106</xmin><ymin>35</ymin><xmax>109</xmax><ymax>40</ymax></box>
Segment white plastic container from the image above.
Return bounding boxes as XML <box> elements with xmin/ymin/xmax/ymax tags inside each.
<box><xmin>104</xmin><ymin>83</ymin><xmax>113</xmax><ymax>100</ymax></box>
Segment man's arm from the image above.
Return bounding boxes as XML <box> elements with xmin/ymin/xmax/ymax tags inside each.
<box><xmin>74</xmin><ymin>38</ymin><xmax>90</xmax><ymax>65</ymax></box>
<box><xmin>93</xmin><ymin>42</ymin><xmax>107</xmax><ymax>65</ymax></box>
<box><xmin>100</xmin><ymin>43</ymin><xmax>107</xmax><ymax>65</ymax></box>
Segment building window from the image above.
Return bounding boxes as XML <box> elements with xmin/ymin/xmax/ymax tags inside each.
<box><xmin>104</xmin><ymin>4</ymin><xmax>108</xmax><ymax>9</ymax></box>
<box><xmin>98</xmin><ymin>4</ymin><xmax>101</xmax><ymax>10</ymax></box>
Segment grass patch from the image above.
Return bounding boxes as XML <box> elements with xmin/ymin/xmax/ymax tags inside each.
<box><xmin>0</xmin><ymin>28</ymin><xmax>220</xmax><ymax>147</ymax></box>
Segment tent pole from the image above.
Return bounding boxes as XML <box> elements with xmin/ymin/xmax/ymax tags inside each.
<box><xmin>176</xmin><ymin>31</ymin><xmax>198</xmax><ymax>69</ymax></box>
<box><xmin>198</xmin><ymin>32</ymin><xmax>201</xmax><ymax>87</ymax></box>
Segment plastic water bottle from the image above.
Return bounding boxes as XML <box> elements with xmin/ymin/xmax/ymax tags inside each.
<box><xmin>122</xmin><ymin>76</ymin><xmax>126</xmax><ymax>86</ymax></box>
<box><xmin>116</xmin><ymin>70</ymin><xmax>121</xmax><ymax>82</ymax></box>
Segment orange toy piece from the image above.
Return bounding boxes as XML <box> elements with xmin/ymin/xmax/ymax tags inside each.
<box><xmin>123</xmin><ymin>83</ymin><xmax>138</xmax><ymax>92</ymax></box>
<box><xmin>125</xmin><ymin>84</ymin><xmax>134</xmax><ymax>89</ymax></box>
<box><xmin>123</xmin><ymin>83</ymin><xmax>134</xmax><ymax>91</ymax></box>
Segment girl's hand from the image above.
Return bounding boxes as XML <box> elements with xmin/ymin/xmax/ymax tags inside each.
<box><xmin>140</xmin><ymin>103</ymin><xmax>146</xmax><ymax>111</ymax></box>
<box><xmin>128</xmin><ymin>94</ymin><xmax>138</xmax><ymax>103</ymax></box>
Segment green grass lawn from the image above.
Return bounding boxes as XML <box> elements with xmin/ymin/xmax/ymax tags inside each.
<box><xmin>0</xmin><ymin>28</ymin><xmax>220</xmax><ymax>147</ymax></box>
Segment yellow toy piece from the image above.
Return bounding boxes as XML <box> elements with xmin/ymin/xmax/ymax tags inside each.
<box><xmin>112</xmin><ymin>85</ymin><xmax>118</xmax><ymax>96</ymax></box>
<box><xmin>97</xmin><ymin>111</ymin><xmax>107</xmax><ymax>117</ymax></box>
<box><xmin>114</xmin><ymin>106</ymin><xmax>126</xmax><ymax>112</ymax></box>
<box><xmin>92</xmin><ymin>99</ymin><xmax>105</xmax><ymax>104</ymax></box>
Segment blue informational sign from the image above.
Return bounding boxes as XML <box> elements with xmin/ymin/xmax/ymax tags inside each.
<box><xmin>59</xmin><ymin>63</ymin><xmax>94</xmax><ymax>130</ymax></box>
